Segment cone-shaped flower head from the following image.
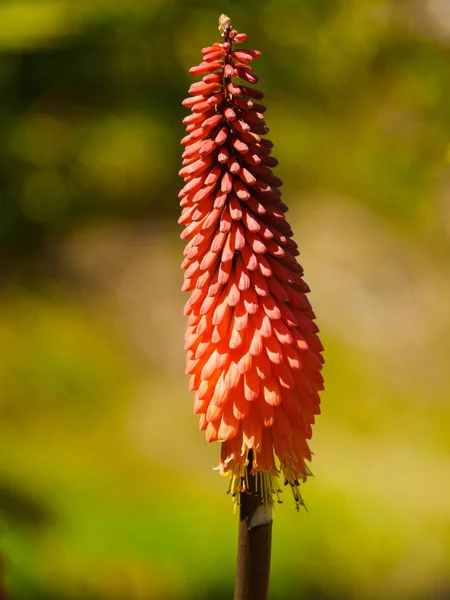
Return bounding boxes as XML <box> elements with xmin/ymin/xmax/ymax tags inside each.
<box><xmin>179</xmin><ymin>16</ymin><xmax>324</xmax><ymax>509</ymax></box>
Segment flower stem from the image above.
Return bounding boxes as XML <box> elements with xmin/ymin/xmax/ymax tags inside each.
<box><xmin>0</xmin><ymin>553</ymin><xmax>7</xmax><ymax>600</ymax></box>
<box><xmin>234</xmin><ymin>453</ymin><xmax>273</xmax><ymax>600</ymax></box>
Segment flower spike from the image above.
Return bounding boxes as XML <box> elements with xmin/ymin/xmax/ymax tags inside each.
<box><xmin>179</xmin><ymin>15</ymin><xmax>324</xmax><ymax>510</ymax></box>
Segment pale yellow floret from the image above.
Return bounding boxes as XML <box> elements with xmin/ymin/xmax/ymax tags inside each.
<box><xmin>220</xmin><ymin>447</ymin><xmax>310</xmax><ymax>511</ymax></box>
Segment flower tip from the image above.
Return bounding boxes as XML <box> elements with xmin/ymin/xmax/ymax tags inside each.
<box><xmin>218</xmin><ymin>13</ymin><xmax>232</xmax><ymax>37</ymax></box>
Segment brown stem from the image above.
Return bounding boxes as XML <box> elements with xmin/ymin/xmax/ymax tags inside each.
<box><xmin>0</xmin><ymin>552</ymin><xmax>7</xmax><ymax>600</ymax></box>
<box><xmin>234</xmin><ymin>454</ymin><xmax>273</xmax><ymax>600</ymax></box>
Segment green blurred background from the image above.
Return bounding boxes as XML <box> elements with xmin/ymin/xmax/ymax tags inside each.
<box><xmin>1</xmin><ymin>0</ymin><xmax>450</xmax><ymax>598</ymax></box>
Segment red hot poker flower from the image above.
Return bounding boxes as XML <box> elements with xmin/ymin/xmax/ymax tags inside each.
<box><xmin>179</xmin><ymin>15</ymin><xmax>324</xmax><ymax>509</ymax></box>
